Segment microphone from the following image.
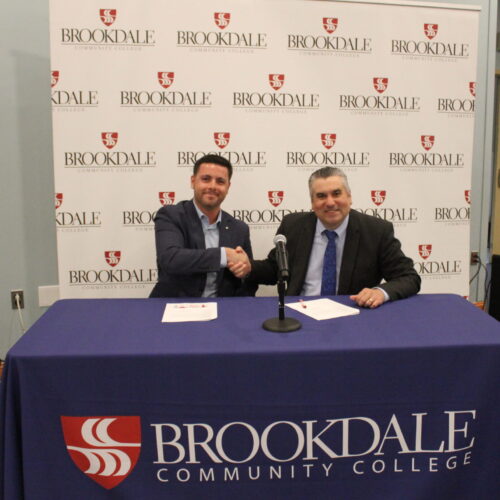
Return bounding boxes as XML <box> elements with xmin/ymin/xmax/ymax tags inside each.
<box><xmin>274</xmin><ymin>234</ymin><xmax>289</xmax><ymax>280</ymax></box>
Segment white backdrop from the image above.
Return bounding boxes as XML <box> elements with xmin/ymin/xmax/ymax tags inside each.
<box><xmin>49</xmin><ymin>0</ymin><xmax>479</xmax><ymax>298</ymax></box>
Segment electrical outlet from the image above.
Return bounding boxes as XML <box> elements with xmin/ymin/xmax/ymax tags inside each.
<box><xmin>11</xmin><ymin>290</ymin><xmax>24</xmax><ymax>309</ymax></box>
<box><xmin>470</xmin><ymin>252</ymin><xmax>479</xmax><ymax>265</ymax></box>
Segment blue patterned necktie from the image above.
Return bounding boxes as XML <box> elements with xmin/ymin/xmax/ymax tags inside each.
<box><xmin>321</xmin><ymin>230</ymin><xmax>338</xmax><ymax>296</ymax></box>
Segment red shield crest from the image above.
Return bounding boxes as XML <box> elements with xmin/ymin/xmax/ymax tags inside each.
<box><xmin>322</xmin><ymin>18</ymin><xmax>338</xmax><ymax>34</ymax></box>
<box><xmin>269</xmin><ymin>74</ymin><xmax>285</xmax><ymax>91</ymax></box>
<box><xmin>424</xmin><ymin>24</ymin><xmax>438</xmax><ymax>40</ymax></box>
<box><xmin>55</xmin><ymin>193</ymin><xmax>63</xmax><ymax>209</ymax></box>
<box><xmin>371</xmin><ymin>190</ymin><xmax>386</xmax><ymax>206</ymax></box>
<box><xmin>268</xmin><ymin>191</ymin><xmax>284</xmax><ymax>207</ymax></box>
<box><xmin>99</xmin><ymin>9</ymin><xmax>117</xmax><ymax>27</ymax></box>
<box><xmin>61</xmin><ymin>416</ymin><xmax>141</xmax><ymax>490</ymax></box>
<box><xmin>214</xmin><ymin>12</ymin><xmax>230</xmax><ymax>29</ymax></box>
<box><xmin>158</xmin><ymin>72</ymin><xmax>175</xmax><ymax>89</ymax></box>
<box><xmin>214</xmin><ymin>132</ymin><xmax>230</xmax><ymax>149</ymax></box>
<box><xmin>421</xmin><ymin>135</ymin><xmax>435</xmax><ymax>151</ymax></box>
<box><xmin>105</xmin><ymin>251</ymin><xmax>121</xmax><ymax>267</ymax></box>
<box><xmin>469</xmin><ymin>82</ymin><xmax>476</xmax><ymax>97</ymax></box>
<box><xmin>159</xmin><ymin>192</ymin><xmax>175</xmax><ymax>206</ymax></box>
<box><xmin>51</xmin><ymin>71</ymin><xmax>59</xmax><ymax>88</ymax></box>
<box><xmin>373</xmin><ymin>77</ymin><xmax>388</xmax><ymax>94</ymax></box>
<box><xmin>418</xmin><ymin>244</ymin><xmax>432</xmax><ymax>260</ymax></box>
<box><xmin>464</xmin><ymin>190</ymin><xmax>471</xmax><ymax>204</ymax></box>
<box><xmin>321</xmin><ymin>133</ymin><xmax>336</xmax><ymax>150</ymax></box>
<box><xmin>101</xmin><ymin>132</ymin><xmax>118</xmax><ymax>150</ymax></box>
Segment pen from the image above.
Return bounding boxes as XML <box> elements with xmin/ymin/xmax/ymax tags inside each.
<box><xmin>299</xmin><ymin>299</ymin><xmax>307</xmax><ymax>309</ymax></box>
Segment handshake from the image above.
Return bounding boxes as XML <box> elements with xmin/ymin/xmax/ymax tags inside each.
<box><xmin>225</xmin><ymin>247</ymin><xmax>252</xmax><ymax>278</ymax></box>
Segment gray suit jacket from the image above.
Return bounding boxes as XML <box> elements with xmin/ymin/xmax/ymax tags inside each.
<box><xmin>250</xmin><ymin>210</ymin><xmax>420</xmax><ymax>300</ymax></box>
<box><xmin>150</xmin><ymin>200</ymin><xmax>257</xmax><ymax>298</ymax></box>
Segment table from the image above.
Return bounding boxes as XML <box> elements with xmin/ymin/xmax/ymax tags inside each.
<box><xmin>1</xmin><ymin>294</ymin><xmax>499</xmax><ymax>499</ymax></box>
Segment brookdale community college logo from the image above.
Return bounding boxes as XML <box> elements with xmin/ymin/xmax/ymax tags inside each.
<box><xmin>469</xmin><ymin>82</ymin><xmax>476</xmax><ymax>97</ymax></box>
<box><xmin>100</xmin><ymin>9</ymin><xmax>117</xmax><ymax>27</ymax></box>
<box><xmin>373</xmin><ymin>77</ymin><xmax>388</xmax><ymax>94</ymax></box>
<box><xmin>419</xmin><ymin>244</ymin><xmax>432</xmax><ymax>260</ymax></box>
<box><xmin>101</xmin><ymin>132</ymin><xmax>118</xmax><ymax>150</ymax></box>
<box><xmin>269</xmin><ymin>74</ymin><xmax>285</xmax><ymax>91</ymax></box>
<box><xmin>268</xmin><ymin>191</ymin><xmax>284</xmax><ymax>207</ymax></box>
<box><xmin>322</xmin><ymin>17</ymin><xmax>338</xmax><ymax>34</ymax></box>
<box><xmin>158</xmin><ymin>72</ymin><xmax>175</xmax><ymax>89</ymax></box>
<box><xmin>214</xmin><ymin>12</ymin><xmax>230</xmax><ymax>29</ymax></box>
<box><xmin>321</xmin><ymin>133</ymin><xmax>336</xmax><ymax>150</ymax></box>
<box><xmin>371</xmin><ymin>190</ymin><xmax>386</xmax><ymax>206</ymax></box>
<box><xmin>423</xmin><ymin>24</ymin><xmax>438</xmax><ymax>40</ymax></box>
<box><xmin>55</xmin><ymin>193</ymin><xmax>63</xmax><ymax>209</ymax></box>
<box><xmin>51</xmin><ymin>70</ymin><xmax>59</xmax><ymax>88</ymax></box>
<box><xmin>214</xmin><ymin>132</ymin><xmax>230</xmax><ymax>149</ymax></box>
<box><xmin>105</xmin><ymin>251</ymin><xmax>121</xmax><ymax>267</ymax></box>
<box><xmin>421</xmin><ymin>135</ymin><xmax>435</xmax><ymax>151</ymax></box>
<box><xmin>159</xmin><ymin>192</ymin><xmax>175</xmax><ymax>206</ymax></box>
<box><xmin>465</xmin><ymin>190</ymin><xmax>471</xmax><ymax>204</ymax></box>
<box><xmin>61</xmin><ymin>416</ymin><xmax>141</xmax><ymax>490</ymax></box>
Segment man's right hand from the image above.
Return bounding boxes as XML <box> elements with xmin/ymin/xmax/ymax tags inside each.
<box><xmin>226</xmin><ymin>247</ymin><xmax>251</xmax><ymax>278</ymax></box>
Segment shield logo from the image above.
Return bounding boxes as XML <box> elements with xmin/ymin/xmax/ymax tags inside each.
<box><xmin>158</xmin><ymin>72</ymin><xmax>175</xmax><ymax>89</ymax></box>
<box><xmin>101</xmin><ymin>132</ymin><xmax>118</xmax><ymax>150</ymax></box>
<box><xmin>418</xmin><ymin>244</ymin><xmax>432</xmax><ymax>260</ymax></box>
<box><xmin>268</xmin><ymin>191</ymin><xmax>284</xmax><ymax>207</ymax></box>
<box><xmin>371</xmin><ymin>190</ymin><xmax>386</xmax><ymax>206</ymax></box>
<box><xmin>99</xmin><ymin>9</ymin><xmax>117</xmax><ymax>27</ymax></box>
<box><xmin>105</xmin><ymin>251</ymin><xmax>121</xmax><ymax>267</ymax></box>
<box><xmin>321</xmin><ymin>133</ymin><xmax>336</xmax><ymax>150</ymax></box>
<box><xmin>269</xmin><ymin>74</ymin><xmax>285</xmax><ymax>91</ymax></box>
<box><xmin>423</xmin><ymin>24</ymin><xmax>438</xmax><ymax>40</ymax></box>
<box><xmin>214</xmin><ymin>12</ymin><xmax>230</xmax><ymax>29</ymax></box>
<box><xmin>214</xmin><ymin>132</ymin><xmax>230</xmax><ymax>149</ymax></box>
<box><xmin>159</xmin><ymin>192</ymin><xmax>175</xmax><ymax>206</ymax></box>
<box><xmin>464</xmin><ymin>190</ymin><xmax>471</xmax><ymax>204</ymax></box>
<box><xmin>322</xmin><ymin>17</ymin><xmax>338</xmax><ymax>34</ymax></box>
<box><xmin>55</xmin><ymin>193</ymin><xmax>63</xmax><ymax>209</ymax></box>
<box><xmin>469</xmin><ymin>82</ymin><xmax>476</xmax><ymax>97</ymax></box>
<box><xmin>61</xmin><ymin>416</ymin><xmax>141</xmax><ymax>490</ymax></box>
<box><xmin>373</xmin><ymin>77</ymin><xmax>388</xmax><ymax>94</ymax></box>
<box><xmin>51</xmin><ymin>71</ymin><xmax>59</xmax><ymax>88</ymax></box>
<box><xmin>421</xmin><ymin>135</ymin><xmax>435</xmax><ymax>151</ymax></box>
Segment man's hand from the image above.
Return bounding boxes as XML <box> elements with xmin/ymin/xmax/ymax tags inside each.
<box><xmin>226</xmin><ymin>247</ymin><xmax>251</xmax><ymax>278</ymax></box>
<box><xmin>350</xmin><ymin>288</ymin><xmax>385</xmax><ymax>309</ymax></box>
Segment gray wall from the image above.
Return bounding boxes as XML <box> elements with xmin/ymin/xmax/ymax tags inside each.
<box><xmin>0</xmin><ymin>0</ymin><xmax>497</xmax><ymax>359</ymax></box>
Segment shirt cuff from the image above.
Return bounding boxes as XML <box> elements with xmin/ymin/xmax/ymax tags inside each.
<box><xmin>374</xmin><ymin>287</ymin><xmax>389</xmax><ymax>302</ymax></box>
<box><xmin>220</xmin><ymin>247</ymin><xmax>227</xmax><ymax>268</ymax></box>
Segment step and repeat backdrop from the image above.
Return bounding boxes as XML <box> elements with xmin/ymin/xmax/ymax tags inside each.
<box><xmin>49</xmin><ymin>0</ymin><xmax>479</xmax><ymax>298</ymax></box>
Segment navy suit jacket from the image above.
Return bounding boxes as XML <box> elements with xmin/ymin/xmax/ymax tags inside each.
<box><xmin>150</xmin><ymin>200</ymin><xmax>257</xmax><ymax>298</ymax></box>
<box><xmin>250</xmin><ymin>210</ymin><xmax>420</xmax><ymax>300</ymax></box>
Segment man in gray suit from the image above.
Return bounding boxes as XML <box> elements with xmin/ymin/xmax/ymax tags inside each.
<box><xmin>150</xmin><ymin>154</ymin><xmax>256</xmax><ymax>298</ymax></box>
<box><xmin>230</xmin><ymin>166</ymin><xmax>420</xmax><ymax>308</ymax></box>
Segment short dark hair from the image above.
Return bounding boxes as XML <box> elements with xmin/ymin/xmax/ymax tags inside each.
<box><xmin>193</xmin><ymin>154</ymin><xmax>233</xmax><ymax>179</ymax></box>
<box><xmin>308</xmin><ymin>167</ymin><xmax>350</xmax><ymax>197</ymax></box>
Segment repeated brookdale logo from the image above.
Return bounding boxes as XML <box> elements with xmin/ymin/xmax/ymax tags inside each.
<box><xmin>339</xmin><ymin>77</ymin><xmax>420</xmax><ymax>113</ymax></box>
<box><xmin>105</xmin><ymin>251</ymin><xmax>121</xmax><ymax>267</ymax></box>
<box><xmin>176</xmin><ymin>131</ymin><xmax>266</xmax><ymax>169</ymax></box>
<box><xmin>120</xmin><ymin>72</ymin><xmax>212</xmax><ymax>109</ymax></box>
<box><xmin>355</xmin><ymin>190</ymin><xmax>418</xmax><ymax>224</ymax></box>
<box><xmin>51</xmin><ymin>70</ymin><xmax>98</xmax><ymax>108</ymax></box>
<box><xmin>388</xmin><ymin>135</ymin><xmax>464</xmax><ymax>170</ymax></box>
<box><xmin>55</xmin><ymin>193</ymin><xmax>63</xmax><ymax>209</ymax></box>
<box><xmin>286</xmin><ymin>132</ymin><xmax>370</xmax><ymax>169</ymax></box>
<box><xmin>391</xmin><ymin>21</ymin><xmax>469</xmax><ymax>59</ymax></box>
<box><xmin>233</xmin><ymin>74</ymin><xmax>320</xmax><ymax>110</ymax></box>
<box><xmin>288</xmin><ymin>17</ymin><xmax>371</xmax><ymax>54</ymax></box>
<box><xmin>465</xmin><ymin>190</ymin><xmax>471</xmax><ymax>204</ymax></box>
<box><xmin>268</xmin><ymin>191</ymin><xmax>284</xmax><ymax>207</ymax></box>
<box><xmin>63</xmin><ymin>132</ymin><xmax>156</xmax><ymax>170</ymax></box>
<box><xmin>159</xmin><ymin>192</ymin><xmax>175</xmax><ymax>206</ymax></box>
<box><xmin>61</xmin><ymin>416</ymin><xmax>141</xmax><ymax>489</ymax></box>
<box><xmin>55</xmin><ymin>193</ymin><xmax>102</xmax><ymax>230</ymax></box>
<box><xmin>434</xmin><ymin>190</ymin><xmax>471</xmax><ymax>224</ymax></box>
<box><xmin>60</xmin><ymin>9</ymin><xmax>154</xmax><ymax>47</ymax></box>
<box><xmin>437</xmin><ymin>82</ymin><xmax>475</xmax><ymax>115</ymax></box>
<box><xmin>176</xmin><ymin>11</ymin><xmax>267</xmax><ymax>50</ymax></box>
<box><xmin>419</xmin><ymin>244</ymin><xmax>432</xmax><ymax>260</ymax></box>
<box><xmin>415</xmin><ymin>242</ymin><xmax>463</xmax><ymax>278</ymax></box>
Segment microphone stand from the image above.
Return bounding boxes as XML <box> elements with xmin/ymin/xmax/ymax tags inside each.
<box><xmin>262</xmin><ymin>271</ymin><xmax>302</xmax><ymax>333</ymax></box>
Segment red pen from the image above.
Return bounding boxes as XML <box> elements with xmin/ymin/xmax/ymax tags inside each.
<box><xmin>299</xmin><ymin>299</ymin><xmax>307</xmax><ymax>309</ymax></box>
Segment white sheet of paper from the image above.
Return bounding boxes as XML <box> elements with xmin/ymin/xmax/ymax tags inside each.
<box><xmin>286</xmin><ymin>298</ymin><xmax>360</xmax><ymax>320</ymax></box>
<box><xmin>162</xmin><ymin>302</ymin><xmax>218</xmax><ymax>322</ymax></box>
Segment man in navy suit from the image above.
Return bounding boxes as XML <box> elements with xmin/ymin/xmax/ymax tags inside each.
<box><xmin>230</xmin><ymin>167</ymin><xmax>420</xmax><ymax>308</ymax></box>
<box><xmin>150</xmin><ymin>154</ymin><xmax>255</xmax><ymax>298</ymax></box>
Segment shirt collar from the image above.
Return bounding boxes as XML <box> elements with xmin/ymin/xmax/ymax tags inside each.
<box><xmin>193</xmin><ymin>200</ymin><xmax>222</xmax><ymax>226</ymax></box>
<box><xmin>315</xmin><ymin>213</ymin><xmax>350</xmax><ymax>238</ymax></box>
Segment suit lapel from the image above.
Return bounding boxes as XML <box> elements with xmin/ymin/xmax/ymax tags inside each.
<box><xmin>289</xmin><ymin>213</ymin><xmax>316</xmax><ymax>295</ymax></box>
<box><xmin>187</xmin><ymin>201</ymin><xmax>206</xmax><ymax>249</ymax></box>
<box><xmin>338</xmin><ymin>211</ymin><xmax>360</xmax><ymax>294</ymax></box>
